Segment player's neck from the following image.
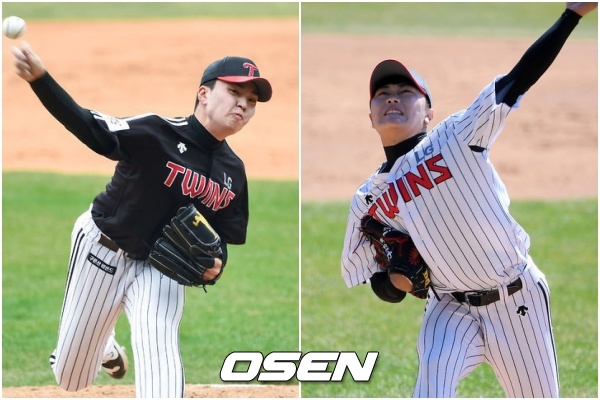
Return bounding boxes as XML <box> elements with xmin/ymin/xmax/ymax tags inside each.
<box><xmin>383</xmin><ymin>132</ymin><xmax>427</xmax><ymax>164</ymax></box>
<box><xmin>193</xmin><ymin>110</ymin><xmax>233</xmax><ymax>141</ymax></box>
<box><xmin>378</xmin><ymin>128</ymin><xmax>425</xmax><ymax>147</ymax></box>
<box><xmin>189</xmin><ymin>114</ymin><xmax>226</xmax><ymax>148</ymax></box>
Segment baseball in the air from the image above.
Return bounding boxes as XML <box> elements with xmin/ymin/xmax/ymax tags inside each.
<box><xmin>3</xmin><ymin>16</ymin><xmax>26</xmax><ymax>39</ymax></box>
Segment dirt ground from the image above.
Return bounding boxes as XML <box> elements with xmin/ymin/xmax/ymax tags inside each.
<box><xmin>302</xmin><ymin>34</ymin><xmax>598</xmax><ymax>201</ymax></box>
<box><xmin>1</xmin><ymin>384</ymin><xmax>298</xmax><ymax>398</ymax></box>
<box><xmin>2</xmin><ymin>19</ymin><xmax>299</xmax><ymax>180</ymax></box>
<box><xmin>2</xmin><ymin>19</ymin><xmax>597</xmax><ymax>399</ymax></box>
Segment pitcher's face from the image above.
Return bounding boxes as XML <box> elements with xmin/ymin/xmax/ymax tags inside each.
<box><xmin>369</xmin><ymin>83</ymin><xmax>432</xmax><ymax>143</ymax></box>
<box><xmin>198</xmin><ymin>80</ymin><xmax>258</xmax><ymax>138</ymax></box>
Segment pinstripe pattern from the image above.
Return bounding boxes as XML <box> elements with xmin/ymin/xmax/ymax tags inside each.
<box><xmin>413</xmin><ymin>265</ymin><xmax>558</xmax><ymax>397</ymax></box>
<box><xmin>50</xmin><ymin>210</ymin><xmax>185</xmax><ymax>397</ymax></box>
<box><xmin>124</xmin><ymin>262</ymin><xmax>185</xmax><ymax>397</ymax></box>
<box><xmin>342</xmin><ymin>77</ymin><xmax>528</xmax><ymax>292</ymax></box>
<box><xmin>342</xmin><ymin>77</ymin><xmax>559</xmax><ymax>396</ymax></box>
<box><xmin>341</xmin><ymin>173</ymin><xmax>395</xmax><ymax>286</ymax></box>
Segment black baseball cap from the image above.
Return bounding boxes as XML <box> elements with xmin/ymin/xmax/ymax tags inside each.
<box><xmin>201</xmin><ymin>56</ymin><xmax>272</xmax><ymax>102</ymax></box>
<box><xmin>370</xmin><ymin>59</ymin><xmax>432</xmax><ymax>107</ymax></box>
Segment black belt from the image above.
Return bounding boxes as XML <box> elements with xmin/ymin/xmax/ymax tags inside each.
<box><xmin>98</xmin><ymin>234</ymin><xmax>146</xmax><ymax>260</ymax></box>
<box><xmin>99</xmin><ymin>234</ymin><xmax>120</xmax><ymax>252</ymax></box>
<box><xmin>451</xmin><ymin>278</ymin><xmax>523</xmax><ymax>307</ymax></box>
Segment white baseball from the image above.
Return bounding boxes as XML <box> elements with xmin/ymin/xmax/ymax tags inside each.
<box><xmin>3</xmin><ymin>16</ymin><xmax>26</xmax><ymax>39</ymax></box>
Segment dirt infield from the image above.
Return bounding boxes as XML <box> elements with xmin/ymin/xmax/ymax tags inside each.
<box><xmin>2</xmin><ymin>384</ymin><xmax>298</xmax><ymax>398</ymax></box>
<box><xmin>2</xmin><ymin>19</ymin><xmax>299</xmax><ymax>180</ymax></box>
<box><xmin>302</xmin><ymin>34</ymin><xmax>598</xmax><ymax>201</ymax></box>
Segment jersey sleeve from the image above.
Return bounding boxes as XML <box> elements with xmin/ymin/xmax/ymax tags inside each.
<box><xmin>457</xmin><ymin>8</ymin><xmax>582</xmax><ymax>150</ymax></box>
<box><xmin>454</xmin><ymin>76</ymin><xmax>520</xmax><ymax>151</ymax></box>
<box><xmin>87</xmin><ymin>111</ymin><xmax>143</xmax><ymax>161</ymax></box>
<box><xmin>341</xmin><ymin>195</ymin><xmax>382</xmax><ymax>288</ymax></box>
<box><xmin>29</xmin><ymin>72</ymin><xmax>158</xmax><ymax>162</ymax></box>
<box><xmin>495</xmin><ymin>9</ymin><xmax>583</xmax><ymax>107</ymax></box>
<box><xmin>29</xmin><ymin>72</ymin><xmax>118</xmax><ymax>156</ymax></box>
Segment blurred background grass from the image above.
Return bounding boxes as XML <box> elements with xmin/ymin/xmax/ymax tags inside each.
<box><xmin>2</xmin><ymin>2</ymin><xmax>298</xmax><ymax>20</ymax></box>
<box><xmin>302</xmin><ymin>2</ymin><xmax>597</xmax><ymax>38</ymax></box>
<box><xmin>2</xmin><ymin>172</ymin><xmax>299</xmax><ymax>387</ymax></box>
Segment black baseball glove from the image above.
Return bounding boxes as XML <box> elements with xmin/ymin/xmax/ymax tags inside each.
<box><xmin>149</xmin><ymin>204</ymin><xmax>223</xmax><ymax>287</ymax></box>
<box><xmin>360</xmin><ymin>215</ymin><xmax>430</xmax><ymax>299</ymax></box>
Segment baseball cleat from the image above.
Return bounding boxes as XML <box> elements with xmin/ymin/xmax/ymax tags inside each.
<box><xmin>102</xmin><ymin>343</ymin><xmax>129</xmax><ymax>379</ymax></box>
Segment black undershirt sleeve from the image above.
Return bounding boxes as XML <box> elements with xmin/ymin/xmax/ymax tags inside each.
<box><xmin>496</xmin><ymin>9</ymin><xmax>582</xmax><ymax>106</ymax></box>
<box><xmin>29</xmin><ymin>72</ymin><xmax>117</xmax><ymax>154</ymax></box>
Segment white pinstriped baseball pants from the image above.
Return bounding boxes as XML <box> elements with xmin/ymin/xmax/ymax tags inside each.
<box><xmin>50</xmin><ymin>209</ymin><xmax>185</xmax><ymax>397</ymax></box>
<box><xmin>413</xmin><ymin>263</ymin><xmax>559</xmax><ymax>398</ymax></box>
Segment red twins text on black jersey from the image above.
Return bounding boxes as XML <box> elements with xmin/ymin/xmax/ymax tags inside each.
<box><xmin>163</xmin><ymin>161</ymin><xmax>236</xmax><ymax>211</ymax></box>
<box><xmin>90</xmin><ymin>112</ymin><xmax>249</xmax><ymax>258</ymax></box>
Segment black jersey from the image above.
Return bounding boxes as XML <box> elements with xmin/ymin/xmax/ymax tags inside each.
<box><xmin>31</xmin><ymin>74</ymin><xmax>248</xmax><ymax>259</ymax></box>
<box><xmin>91</xmin><ymin>112</ymin><xmax>248</xmax><ymax>257</ymax></box>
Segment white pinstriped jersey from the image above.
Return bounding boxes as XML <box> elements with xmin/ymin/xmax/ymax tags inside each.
<box><xmin>342</xmin><ymin>76</ymin><xmax>530</xmax><ymax>292</ymax></box>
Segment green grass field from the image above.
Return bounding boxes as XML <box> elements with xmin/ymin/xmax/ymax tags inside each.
<box><xmin>2</xmin><ymin>172</ymin><xmax>299</xmax><ymax>387</ymax></box>
<box><xmin>302</xmin><ymin>2</ymin><xmax>598</xmax><ymax>38</ymax></box>
<box><xmin>7</xmin><ymin>1</ymin><xmax>595</xmax><ymax>38</ymax></box>
<box><xmin>301</xmin><ymin>200</ymin><xmax>597</xmax><ymax>397</ymax></box>
<box><xmin>2</xmin><ymin>2</ymin><xmax>298</xmax><ymax>20</ymax></box>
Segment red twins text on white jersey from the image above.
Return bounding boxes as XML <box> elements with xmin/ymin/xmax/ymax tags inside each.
<box><xmin>342</xmin><ymin>77</ymin><xmax>530</xmax><ymax>292</ymax></box>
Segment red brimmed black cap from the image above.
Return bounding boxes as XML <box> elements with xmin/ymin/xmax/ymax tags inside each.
<box><xmin>370</xmin><ymin>59</ymin><xmax>432</xmax><ymax>107</ymax></box>
<box><xmin>201</xmin><ymin>56</ymin><xmax>272</xmax><ymax>102</ymax></box>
